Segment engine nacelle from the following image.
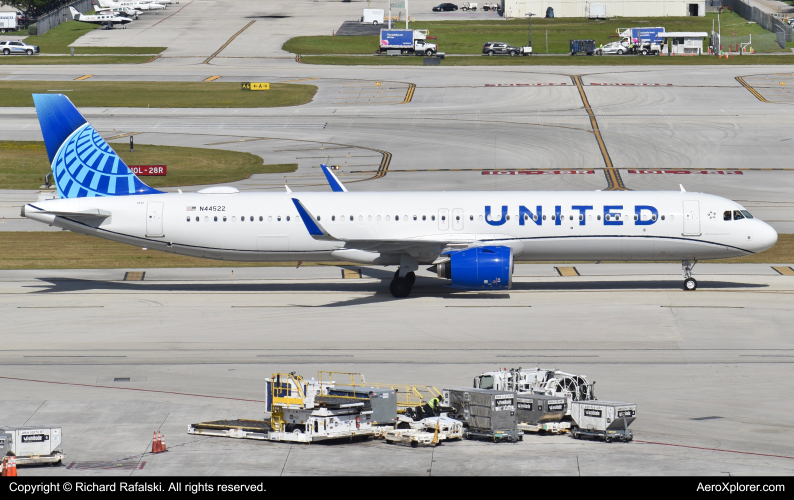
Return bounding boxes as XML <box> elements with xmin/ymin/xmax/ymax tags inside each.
<box><xmin>436</xmin><ymin>246</ymin><xmax>513</xmax><ymax>290</ymax></box>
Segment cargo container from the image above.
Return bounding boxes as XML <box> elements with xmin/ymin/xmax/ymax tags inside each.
<box><xmin>443</xmin><ymin>388</ymin><xmax>521</xmax><ymax>442</ymax></box>
<box><xmin>0</xmin><ymin>426</ymin><xmax>64</xmax><ymax>465</ymax></box>
<box><xmin>327</xmin><ymin>385</ymin><xmax>398</xmax><ymax>425</ymax></box>
<box><xmin>570</xmin><ymin>401</ymin><xmax>636</xmax><ymax>442</ymax></box>
<box><xmin>515</xmin><ymin>394</ymin><xmax>567</xmax><ymax>425</ymax></box>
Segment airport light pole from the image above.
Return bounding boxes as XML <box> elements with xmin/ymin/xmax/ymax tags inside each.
<box><xmin>526</xmin><ymin>13</ymin><xmax>534</xmax><ymax>52</ymax></box>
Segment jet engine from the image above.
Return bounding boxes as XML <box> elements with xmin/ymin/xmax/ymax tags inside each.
<box><xmin>433</xmin><ymin>246</ymin><xmax>513</xmax><ymax>290</ymax></box>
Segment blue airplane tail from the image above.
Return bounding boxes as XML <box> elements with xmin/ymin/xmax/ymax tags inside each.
<box><xmin>33</xmin><ymin>93</ymin><xmax>162</xmax><ymax>198</ymax></box>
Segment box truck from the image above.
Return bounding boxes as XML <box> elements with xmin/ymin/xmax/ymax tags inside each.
<box><xmin>379</xmin><ymin>29</ymin><xmax>437</xmax><ymax>55</ymax></box>
<box><xmin>0</xmin><ymin>12</ymin><xmax>18</xmax><ymax>33</ymax></box>
<box><xmin>360</xmin><ymin>9</ymin><xmax>384</xmax><ymax>25</ymax></box>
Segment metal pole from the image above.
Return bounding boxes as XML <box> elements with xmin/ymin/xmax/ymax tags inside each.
<box><xmin>406</xmin><ymin>0</ymin><xmax>408</xmax><ymax>29</ymax></box>
<box><xmin>388</xmin><ymin>0</ymin><xmax>391</xmax><ymax>29</ymax></box>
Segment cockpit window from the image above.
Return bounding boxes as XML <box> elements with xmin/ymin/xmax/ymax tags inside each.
<box><xmin>724</xmin><ymin>211</ymin><xmax>732</xmax><ymax>221</ymax></box>
<box><xmin>733</xmin><ymin>210</ymin><xmax>745</xmax><ymax>220</ymax></box>
<box><xmin>478</xmin><ymin>375</ymin><xmax>494</xmax><ymax>390</ymax></box>
<box><xmin>741</xmin><ymin>210</ymin><xmax>753</xmax><ymax>219</ymax></box>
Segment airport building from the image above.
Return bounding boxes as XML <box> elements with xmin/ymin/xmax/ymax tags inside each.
<box><xmin>501</xmin><ymin>0</ymin><xmax>707</xmax><ymax>18</ymax></box>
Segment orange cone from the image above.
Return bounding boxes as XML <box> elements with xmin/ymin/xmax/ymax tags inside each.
<box><xmin>160</xmin><ymin>432</ymin><xmax>167</xmax><ymax>452</ymax></box>
<box><xmin>7</xmin><ymin>457</ymin><xmax>16</xmax><ymax>477</ymax></box>
<box><xmin>152</xmin><ymin>431</ymin><xmax>159</xmax><ymax>453</ymax></box>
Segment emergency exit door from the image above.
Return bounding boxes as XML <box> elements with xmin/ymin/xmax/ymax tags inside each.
<box><xmin>147</xmin><ymin>202</ymin><xmax>164</xmax><ymax>237</ymax></box>
<box><xmin>682</xmin><ymin>201</ymin><xmax>700</xmax><ymax>235</ymax></box>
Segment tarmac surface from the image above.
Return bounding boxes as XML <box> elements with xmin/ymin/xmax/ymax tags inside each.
<box><xmin>0</xmin><ymin>0</ymin><xmax>793</xmax><ymax>476</ymax></box>
<box><xmin>1</xmin><ymin>264</ymin><xmax>794</xmax><ymax>475</ymax></box>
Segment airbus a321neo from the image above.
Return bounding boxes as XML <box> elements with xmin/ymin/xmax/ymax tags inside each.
<box><xmin>23</xmin><ymin>94</ymin><xmax>777</xmax><ymax>297</ymax></box>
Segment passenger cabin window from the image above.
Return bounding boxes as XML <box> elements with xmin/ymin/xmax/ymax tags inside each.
<box><xmin>395</xmin><ymin>216</ymin><xmax>399</xmax><ymax>221</ymax></box>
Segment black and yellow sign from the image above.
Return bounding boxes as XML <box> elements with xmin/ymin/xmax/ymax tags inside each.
<box><xmin>241</xmin><ymin>82</ymin><xmax>270</xmax><ymax>91</ymax></box>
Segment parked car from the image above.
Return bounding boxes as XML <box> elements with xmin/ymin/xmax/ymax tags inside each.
<box><xmin>432</xmin><ymin>3</ymin><xmax>458</xmax><ymax>11</ymax></box>
<box><xmin>595</xmin><ymin>41</ymin><xmax>628</xmax><ymax>55</ymax></box>
<box><xmin>0</xmin><ymin>40</ymin><xmax>39</xmax><ymax>55</ymax></box>
<box><xmin>483</xmin><ymin>41</ymin><xmax>521</xmax><ymax>56</ymax></box>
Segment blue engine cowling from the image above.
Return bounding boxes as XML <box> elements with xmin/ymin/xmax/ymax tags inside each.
<box><xmin>436</xmin><ymin>246</ymin><xmax>513</xmax><ymax>290</ymax></box>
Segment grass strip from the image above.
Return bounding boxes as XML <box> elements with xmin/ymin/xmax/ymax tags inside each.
<box><xmin>22</xmin><ymin>19</ymin><xmax>166</xmax><ymax>54</ymax></box>
<box><xmin>0</xmin><ymin>141</ymin><xmax>296</xmax><ymax>190</ymax></box>
<box><xmin>0</xmin><ymin>55</ymin><xmax>155</xmax><ymax>65</ymax></box>
<box><xmin>0</xmin><ymin>81</ymin><xmax>317</xmax><ymax>107</ymax></box>
<box><xmin>301</xmin><ymin>54</ymin><xmax>794</xmax><ymax>66</ymax></box>
<box><xmin>285</xmin><ymin>13</ymin><xmax>793</xmax><ymax>55</ymax></box>
<box><xmin>0</xmin><ymin>233</ymin><xmax>790</xmax><ymax>270</ymax></box>
<box><xmin>0</xmin><ymin>232</ymin><xmax>349</xmax><ymax>269</ymax></box>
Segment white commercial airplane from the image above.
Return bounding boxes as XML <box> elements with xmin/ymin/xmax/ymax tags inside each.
<box><xmin>24</xmin><ymin>94</ymin><xmax>778</xmax><ymax>297</ymax></box>
<box><xmin>95</xmin><ymin>0</ymin><xmax>166</xmax><ymax>12</ymax></box>
<box><xmin>69</xmin><ymin>7</ymin><xmax>132</xmax><ymax>28</ymax></box>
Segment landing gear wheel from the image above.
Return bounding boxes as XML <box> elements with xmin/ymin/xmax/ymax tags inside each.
<box><xmin>390</xmin><ymin>277</ymin><xmax>412</xmax><ymax>298</ymax></box>
<box><xmin>406</xmin><ymin>271</ymin><xmax>416</xmax><ymax>286</ymax></box>
<box><xmin>684</xmin><ymin>277</ymin><xmax>697</xmax><ymax>291</ymax></box>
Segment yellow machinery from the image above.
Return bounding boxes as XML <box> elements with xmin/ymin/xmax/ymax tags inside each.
<box><xmin>269</xmin><ymin>372</ymin><xmax>308</xmax><ymax>432</ymax></box>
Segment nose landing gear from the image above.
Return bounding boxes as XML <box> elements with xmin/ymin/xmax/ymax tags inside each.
<box><xmin>682</xmin><ymin>259</ymin><xmax>698</xmax><ymax>291</ymax></box>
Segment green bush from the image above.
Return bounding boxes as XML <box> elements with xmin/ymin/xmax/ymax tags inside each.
<box><xmin>28</xmin><ymin>23</ymin><xmax>37</xmax><ymax>36</ymax></box>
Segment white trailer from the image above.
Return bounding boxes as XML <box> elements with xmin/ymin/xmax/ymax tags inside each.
<box><xmin>360</xmin><ymin>9</ymin><xmax>384</xmax><ymax>25</ymax></box>
<box><xmin>0</xmin><ymin>426</ymin><xmax>65</xmax><ymax>465</ymax></box>
<box><xmin>0</xmin><ymin>12</ymin><xmax>18</xmax><ymax>33</ymax></box>
<box><xmin>462</xmin><ymin>2</ymin><xmax>478</xmax><ymax>10</ymax></box>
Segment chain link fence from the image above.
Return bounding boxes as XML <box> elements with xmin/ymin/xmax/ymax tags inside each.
<box><xmin>33</xmin><ymin>0</ymin><xmax>93</xmax><ymax>36</ymax></box>
<box><xmin>719</xmin><ymin>34</ymin><xmax>785</xmax><ymax>52</ymax></box>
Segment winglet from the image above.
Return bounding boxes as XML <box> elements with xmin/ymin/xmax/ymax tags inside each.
<box><xmin>291</xmin><ymin>198</ymin><xmax>339</xmax><ymax>241</ymax></box>
<box><xmin>321</xmin><ymin>164</ymin><xmax>348</xmax><ymax>193</ymax></box>
<box><xmin>680</xmin><ymin>184</ymin><xmax>686</xmax><ymax>193</ymax></box>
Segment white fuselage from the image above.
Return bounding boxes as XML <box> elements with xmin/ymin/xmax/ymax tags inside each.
<box><xmin>24</xmin><ymin>191</ymin><xmax>778</xmax><ymax>264</ymax></box>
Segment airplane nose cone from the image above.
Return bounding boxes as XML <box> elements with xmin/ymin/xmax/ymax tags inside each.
<box><xmin>754</xmin><ymin>222</ymin><xmax>778</xmax><ymax>253</ymax></box>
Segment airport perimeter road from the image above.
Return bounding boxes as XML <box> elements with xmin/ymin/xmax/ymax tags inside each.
<box><xmin>0</xmin><ymin>264</ymin><xmax>793</xmax><ymax>475</ymax></box>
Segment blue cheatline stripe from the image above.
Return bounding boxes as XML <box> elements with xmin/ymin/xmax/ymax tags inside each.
<box><xmin>291</xmin><ymin>199</ymin><xmax>325</xmax><ymax>236</ymax></box>
<box><xmin>321</xmin><ymin>164</ymin><xmax>346</xmax><ymax>192</ymax></box>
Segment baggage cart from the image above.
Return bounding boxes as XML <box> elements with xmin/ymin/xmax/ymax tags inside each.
<box><xmin>570</xmin><ymin>401</ymin><xmax>636</xmax><ymax>442</ymax></box>
<box><xmin>443</xmin><ymin>388</ymin><xmax>521</xmax><ymax>443</ymax></box>
<box><xmin>0</xmin><ymin>426</ymin><xmax>64</xmax><ymax>465</ymax></box>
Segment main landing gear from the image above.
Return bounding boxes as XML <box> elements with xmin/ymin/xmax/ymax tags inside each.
<box><xmin>390</xmin><ymin>270</ymin><xmax>415</xmax><ymax>298</ymax></box>
<box><xmin>682</xmin><ymin>259</ymin><xmax>697</xmax><ymax>291</ymax></box>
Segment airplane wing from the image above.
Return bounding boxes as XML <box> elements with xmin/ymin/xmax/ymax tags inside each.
<box><xmin>291</xmin><ymin>198</ymin><xmax>467</xmax><ymax>253</ymax></box>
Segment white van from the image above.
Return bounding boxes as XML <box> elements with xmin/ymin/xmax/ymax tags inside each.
<box><xmin>0</xmin><ymin>11</ymin><xmax>19</xmax><ymax>33</ymax></box>
<box><xmin>360</xmin><ymin>9</ymin><xmax>384</xmax><ymax>25</ymax></box>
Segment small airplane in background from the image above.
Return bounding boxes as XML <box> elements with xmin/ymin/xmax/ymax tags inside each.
<box><xmin>69</xmin><ymin>7</ymin><xmax>132</xmax><ymax>28</ymax></box>
<box><xmin>94</xmin><ymin>5</ymin><xmax>142</xmax><ymax>19</ymax></box>
<box><xmin>95</xmin><ymin>0</ymin><xmax>167</xmax><ymax>12</ymax></box>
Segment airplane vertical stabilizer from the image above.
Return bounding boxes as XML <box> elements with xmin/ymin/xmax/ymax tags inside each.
<box><xmin>32</xmin><ymin>94</ymin><xmax>162</xmax><ymax>199</ymax></box>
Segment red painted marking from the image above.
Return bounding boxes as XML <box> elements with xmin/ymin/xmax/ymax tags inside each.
<box><xmin>590</xmin><ymin>83</ymin><xmax>672</xmax><ymax>86</ymax></box>
<box><xmin>0</xmin><ymin>375</ymin><xmax>268</xmax><ymax>403</ymax></box>
<box><xmin>130</xmin><ymin>165</ymin><xmax>167</xmax><ymax>176</ymax></box>
<box><xmin>635</xmin><ymin>440</ymin><xmax>794</xmax><ymax>461</ymax></box>
<box><xmin>628</xmin><ymin>170</ymin><xmax>743</xmax><ymax>175</ymax></box>
<box><xmin>483</xmin><ymin>170</ymin><xmax>594</xmax><ymax>175</ymax></box>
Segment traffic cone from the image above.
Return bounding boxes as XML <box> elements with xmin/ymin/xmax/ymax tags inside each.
<box><xmin>152</xmin><ymin>431</ymin><xmax>159</xmax><ymax>453</ymax></box>
<box><xmin>160</xmin><ymin>432</ymin><xmax>167</xmax><ymax>452</ymax></box>
<box><xmin>7</xmin><ymin>457</ymin><xmax>16</xmax><ymax>477</ymax></box>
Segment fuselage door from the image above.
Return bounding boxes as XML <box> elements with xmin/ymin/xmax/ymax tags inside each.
<box><xmin>438</xmin><ymin>208</ymin><xmax>449</xmax><ymax>231</ymax></box>
<box><xmin>452</xmin><ymin>208</ymin><xmax>464</xmax><ymax>230</ymax></box>
<box><xmin>683</xmin><ymin>200</ymin><xmax>700</xmax><ymax>235</ymax></box>
<box><xmin>146</xmin><ymin>201</ymin><xmax>164</xmax><ymax>237</ymax></box>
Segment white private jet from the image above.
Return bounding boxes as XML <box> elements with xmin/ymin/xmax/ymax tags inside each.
<box><xmin>69</xmin><ymin>7</ymin><xmax>132</xmax><ymax>28</ymax></box>
<box><xmin>24</xmin><ymin>94</ymin><xmax>778</xmax><ymax>297</ymax></box>
<box><xmin>94</xmin><ymin>5</ymin><xmax>143</xmax><ymax>19</ymax></box>
<box><xmin>95</xmin><ymin>0</ymin><xmax>166</xmax><ymax>12</ymax></box>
